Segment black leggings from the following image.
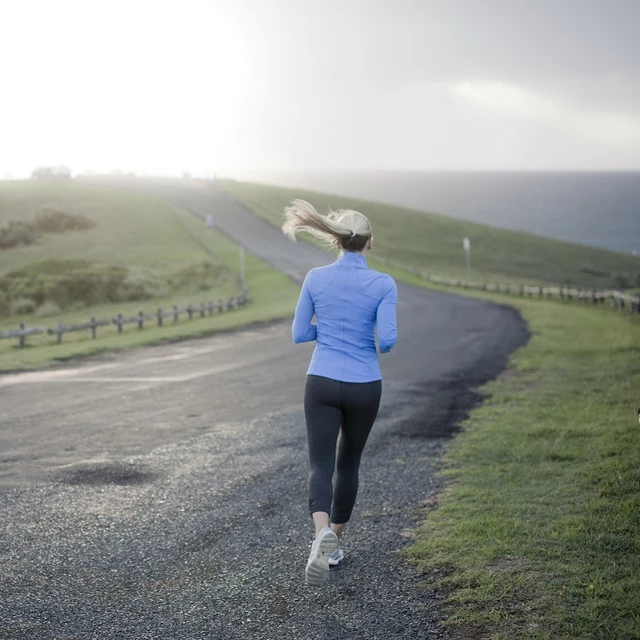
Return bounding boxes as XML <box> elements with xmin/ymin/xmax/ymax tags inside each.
<box><xmin>304</xmin><ymin>375</ymin><xmax>382</xmax><ymax>525</ymax></box>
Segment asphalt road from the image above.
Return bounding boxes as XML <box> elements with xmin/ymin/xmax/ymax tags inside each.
<box><xmin>0</xmin><ymin>179</ymin><xmax>529</xmax><ymax>639</ymax></box>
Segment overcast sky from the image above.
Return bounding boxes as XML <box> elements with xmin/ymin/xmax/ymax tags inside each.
<box><xmin>1</xmin><ymin>0</ymin><xmax>638</xmax><ymax>176</ymax></box>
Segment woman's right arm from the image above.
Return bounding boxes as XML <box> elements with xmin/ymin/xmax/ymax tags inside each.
<box><xmin>377</xmin><ymin>277</ymin><xmax>398</xmax><ymax>353</ymax></box>
<box><xmin>292</xmin><ymin>271</ymin><xmax>317</xmax><ymax>344</ymax></box>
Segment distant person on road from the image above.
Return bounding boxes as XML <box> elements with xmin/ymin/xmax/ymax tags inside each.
<box><xmin>282</xmin><ymin>199</ymin><xmax>398</xmax><ymax>586</ymax></box>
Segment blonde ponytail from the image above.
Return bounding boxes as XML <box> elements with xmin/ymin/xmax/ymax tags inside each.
<box><xmin>282</xmin><ymin>199</ymin><xmax>372</xmax><ymax>251</ymax></box>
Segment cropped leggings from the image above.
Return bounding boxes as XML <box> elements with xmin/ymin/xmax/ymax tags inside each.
<box><xmin>304</xmin><ymin>374</ymin><xmax>382</xmax><ymax>525</ymax></box>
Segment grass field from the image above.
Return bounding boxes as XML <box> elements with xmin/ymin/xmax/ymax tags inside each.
<box><xmin>1</xmin><ymin>180</ymin><xmax>638</xmax><ymax>635</ymax></box>
<box><xmin>221</xmin><ymin>179</ymin><xmax>640</xmax><ymax>638</ymax></box>
<box><xmin>0</xmin><ymin>181</ymin><xmax>300</xmax><ymax>370</ymax></box>
<box><xmin>403</xmin><ymin>295</ymin><xmax>640</xmax><ymax>639</ymax></box>
<box><xmin>220</xmin><ymin>179</ymin><xmax>640</xmax><ymax>289</ymax></box>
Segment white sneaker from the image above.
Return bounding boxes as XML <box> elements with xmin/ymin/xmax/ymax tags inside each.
<box><xmin>305</xmin><ymin>527</ymin><xmax>338</xmax><ymax>586</ymax></box>
<box><xmin>328</xmin><ymin>547</ymin><xmax>344</xmax><ymax>567</ymax></box>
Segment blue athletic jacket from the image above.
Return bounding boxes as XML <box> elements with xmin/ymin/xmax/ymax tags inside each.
<box><xmin>292</xmin><ymin>251</ymin><xmax>398</xmax><ymax>383</ymax></box>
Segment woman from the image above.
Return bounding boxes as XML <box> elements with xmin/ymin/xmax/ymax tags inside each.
<box><xmin>282</xmin><ymin>199</ymin><xmax>398</xmax><ymax>586</ymax></box>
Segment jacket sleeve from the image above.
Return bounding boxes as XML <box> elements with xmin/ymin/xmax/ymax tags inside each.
<box><xmin>377</xmin><ymin>276</ymin><xmax>398</xmax><ymax>353</ymax></box>
<box><xmin>292</xmin><ymin>271</ymin><xmax>317</xmax><ymax>344</ymax></box>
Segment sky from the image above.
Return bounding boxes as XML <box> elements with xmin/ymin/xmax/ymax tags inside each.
<box><xmin>1</xmin><ymin>0</ymin><xmax>639</xmax><ymax>177</ymax></box>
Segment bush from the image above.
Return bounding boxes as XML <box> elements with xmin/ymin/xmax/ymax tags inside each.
<box><xmin>0</xmin><ymin>220</ymin><xmax>39</xmax><ymax>249</ymax></box>
<box><xmin>610</xmin><ymin>272</ymin><xmax>631</xmax><ymax>289</ymax></box>
<box><xmin>35</xmin><ymin>301</ymin><xmax>62</xmax><ymax>317</ymax></box>
<box><xmin>10</xmin><ymin>297</ymin><xmax>36</xmax><ymax>315</ymax></box>
<box><xmin>0</xmin><ymin>209</ymin><xmax>95</xmax><ymax>250</ymax></box>
<box><xmin>168</xmin><ymin>260</ymin><xmax>230</xmax><ymax>292</ymax></box>
<box><xmin>33</xmin><ymin>208</ymin><xmax>94</xmax><ymax>233</ymax></box>
<box><xmin>0</xmin><ymin>259</ymin><xmax>231</xmax><ymax>317</ymax></box>
<box><xmin>0</xmin><ymin>260</ymin><xmax>163</xmax><ymax>315</ymax></box>
<box><xmin>0</xmin><ymin>292</ymin><xmax>10</xmax><ymax>317</ymax></box>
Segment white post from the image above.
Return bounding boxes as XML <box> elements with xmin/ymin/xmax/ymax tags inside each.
<box><xmin>239</xmin><ymin>246</ymin><xmax>246</xmax><ymax>289</ymax></box>
<box><xmin>463</xmin><ymin>237</ymin><xmax>471</xmax><ymax>283</ymax></box>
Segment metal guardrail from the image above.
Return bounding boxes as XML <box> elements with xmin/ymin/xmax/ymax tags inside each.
<box><xmin>1</xmin><ymin>292</ymin><xmax>250</xmax><ymax>349</ymax></box>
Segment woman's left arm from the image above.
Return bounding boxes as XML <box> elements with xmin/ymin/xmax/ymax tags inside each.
<box><xmin>377</xmin><ymin>276</ymin><xmax>398</xmax><ymax>353</ymax></box>
<box><xmin>292</xmin><ymin>271</ymin><xmax>317</xmax><ymax>343</ymax></box>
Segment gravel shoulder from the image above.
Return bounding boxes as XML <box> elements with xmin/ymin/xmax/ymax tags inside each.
<box><xmin>0</xmin><ymin>179</ymin><xmax>528</xmax><ymax>639</ymax></box>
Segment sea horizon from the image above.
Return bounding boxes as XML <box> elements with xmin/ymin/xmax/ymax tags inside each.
<box><xmin>229</xmin><ymin>169</ymin><xmax>640</xmax><ymax>255</ymax></box>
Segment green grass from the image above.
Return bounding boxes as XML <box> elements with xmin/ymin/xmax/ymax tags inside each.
<box><xmin>0</xmin><ymin>181</ymin><xmax>300</xmax><ymax>370</ymax></box>
<box><xmin>0</xmin><ymin>181</ymin><xmax>211</xmax><ymax>277</ymax></box>
<box><xmin>3</xmin><ymin>179</ymin><xmax>639</xmax><ymax>636</ymax></box>
<box><xmin>401</xmin><ymin>295</ymin><xmax>640</xmax><ymax>639</ymax></box>
<box><xmin>220</xmin><ymin>179</ymin><xmax>640</xmax><ymax>289</ymax></box>
<box><xmin>221</xmin><ymin>178</ymin><xmax>640</xmax><ymax>637</ymax></box>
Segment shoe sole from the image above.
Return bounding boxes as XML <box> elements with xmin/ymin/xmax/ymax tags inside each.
<box><xmin>305</xmin><ymin>531</ymin><xmax>338</xmax><ymax>586</ymax></box>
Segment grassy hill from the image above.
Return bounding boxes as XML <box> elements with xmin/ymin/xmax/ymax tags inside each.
<box><xmin>221</xmin><ymin>179</ymin><xmax>640</xmax><ymax>289</ymax></box>
<box><xmin>0</xmin><ymin>180</ymin><xmax>300</xmax><ymax>369</ymax></box>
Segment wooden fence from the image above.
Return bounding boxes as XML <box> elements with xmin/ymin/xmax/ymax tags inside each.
<box><xmin>0</xmin><ymin>292</ymin><xmax>250</xmax><ymax>349</ymax></box>
<box><xmin>373</xmin><ymin>257</ymin><xmax>640</xmax><ymax>313</ymax></box>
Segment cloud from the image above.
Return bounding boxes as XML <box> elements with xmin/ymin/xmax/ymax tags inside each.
<box><xmin>452</xmin><ymin>81</ymin><xmax>640</xmax><ymax>146</ymax></box>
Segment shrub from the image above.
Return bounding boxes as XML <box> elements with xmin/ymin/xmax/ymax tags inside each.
<box><xmin>168</xmin><ymin>260</ymin><xmax>230</xmax><ymax>292</ymax></box>
<box><xmin>0</xmin><ymin>260</ymin><xmax>163</xmax><ymax>315</ymax></box>
<box><xmin>610</xmin><ymin>272</ymin><xmax>631</xmax><ymax>289</ymax></box>
<box><xmin>33</xmin><ymin>208</ymin><xmax>94</xmax><ymax>233</ymax></box>
<box><xmin>0</xmin><ymin>292</ymin><xmax>10</xmax><ymax>317</ymax></box>
<box><xmin>0</xmin><ymin>209</ymin><xmax>95</xmax><ymax>250</ymax></box>
<box><xmin>10</xmin><ymin>297</ymin><xmax>36</xmax><ymax>315</ymax></box>
<box><xmin>0</xmin><ymin>220</ymin><xmax>38</xmax><ymax>249</ymax></box>
<box><xmin>35</xmin><ymin>301</ymin><xmax>62</xmax><ymax>317</ymax></box>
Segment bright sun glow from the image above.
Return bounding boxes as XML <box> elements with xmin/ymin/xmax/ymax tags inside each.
<box><xmin>0</xmin><ymin>0</ymin><xmax>259</xmax><ymax>177</ymax></box>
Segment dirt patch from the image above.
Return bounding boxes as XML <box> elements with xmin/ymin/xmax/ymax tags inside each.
<box><xmin>394</xmin><ymin>380</ymin><xmax>489</xmax><ymax>438</ymax></box>
<box><xmin>56</xmin><ymin>461</ymin><xmax>157</xmax><ymax>486</ymax></box>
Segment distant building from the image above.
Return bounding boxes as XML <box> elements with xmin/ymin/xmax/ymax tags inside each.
<box><xmin>32</xmin><ymin>165</ymin><xmax>72</xmax><ymax>180</ymax></box>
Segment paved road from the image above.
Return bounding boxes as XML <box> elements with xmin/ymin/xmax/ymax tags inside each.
<box><xmin>0</xmin><ymin>179</ymin><xmax>528</xmax><ymax>639</ymax></box>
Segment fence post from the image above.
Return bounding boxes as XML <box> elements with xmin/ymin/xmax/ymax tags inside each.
<box><xmin>538</xmin><ymin>286</ymin><xmax>543</xmax><ymax>298</ymax></box>
<box><xmin>208</xmin><ymin>301</ymin><xmax>214</xmax><ymax>316</ymax></box>
<box><xmin>90</xmin><ymin>317</ymin><xmax>97</xmax><ymax>340</ymax></box>
<box><xmin>138</xmin><ymin>311</ymin><xmax>144</xmax><ymax>330</ymax></box>
<box><xmin>157</xmin><ymin>308</ymin><xmax>163</xmax><ymax>327</ymax></box>
<box><xmin>56</xmin><ymin>321</ymin><xmax>63</xmax><ymax>344</ymax></box>
<box><xmin>187</xmin><ymin>305</ymin><xmax>193</xmax><ymax>320</ymax></box>
<box><xmin>116</xmin><ymin>314</ymin><xmax>123</xmax><ymax>333</ymax></box>
<box><xmin>173</xmin><ymin>305</ymin><xmax>179</xmax><ymax>323</ymax></box>
<box><xmin>19</xmin><ymin>323</ymin><xmax>25</xmax><ymax>349</ymax></box>
<box><xmin>200</xmin><ymin>303</ymin><xmax>205</xmax><ymax>318</ymax></box>
<box><xmin>218</xmin><ymin>299</ymin><xmax>224</xmax><ymax>312</ymax></box>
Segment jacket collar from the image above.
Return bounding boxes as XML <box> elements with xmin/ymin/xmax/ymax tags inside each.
<box><xmin>337</xmin><ymin>251</ymin><xmax>367</xmax><ymax>266</ymax></box>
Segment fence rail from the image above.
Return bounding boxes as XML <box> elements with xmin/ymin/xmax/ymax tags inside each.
<box><xmin>0</xmin><ymin>323</ymin><xmax>46</xmax><ymax>348</ymax></box>
<box><xmin>374</xmin><ymin>257</ymin><xmax>640</xmax><ymax>313</ymax></box>
<box><xmin>1</xmin><ymin>292</ymin><xmax>250</xmax><ymax>349</ymax></box>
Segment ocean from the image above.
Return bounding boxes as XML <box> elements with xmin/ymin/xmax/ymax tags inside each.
<box><xmin>233</xmin><ymin>171</ymin><xmax>640</xmax><ymax>255</ymax></box>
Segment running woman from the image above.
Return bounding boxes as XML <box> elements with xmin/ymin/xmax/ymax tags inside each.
<box><xmin>282</xmin><ymin>199</ymin><xmax>398</xmax><ymax>586</ymax></box>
